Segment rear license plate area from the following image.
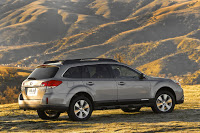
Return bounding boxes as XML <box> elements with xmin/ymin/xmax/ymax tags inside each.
<box><xmin>27</xmin><ymin>88</ymin><xmax>38</xmax><ymax>96</ymax></box>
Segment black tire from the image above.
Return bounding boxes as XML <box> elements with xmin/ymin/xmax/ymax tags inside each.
<box><xmin>67</xmin><ymin>95</ymin><xmax>93</xmax><ymax>121</ymax></box>
<box><xmin>121</xmin><ymin>107</ymin><xmax>141</xmax><ymax>112</ymax></box>
<box><xmin>151</xmin><ymin>91</ymin><xmax>175</xmax><ymax>113</ymax></box>
<box><xmin>37</xmin><ymin>110</ymin><xmax>60</xmax><ymax>120</ymax></box>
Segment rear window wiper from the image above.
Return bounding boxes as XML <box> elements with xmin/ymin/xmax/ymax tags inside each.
<box><xmin>28</xmin><ymin>77</ymin><xmax>36</xmax><ymax>80</ymax></box>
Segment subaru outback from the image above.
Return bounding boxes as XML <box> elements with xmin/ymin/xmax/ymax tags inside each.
<box><xmin>18</xmin><ymin>58</ymin><xmax>184</xmax><ymax>121</ymax></box>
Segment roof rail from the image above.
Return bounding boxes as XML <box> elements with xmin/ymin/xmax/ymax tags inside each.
<box><xmin>43</xmin><ymin>58</ymin><xmax>118</xmax><ymax>65</ymax></box>
<box><xmin>63</xmin><ymin>58</ymin><xmax>118</xmax><ymax>64</ymax></box>
<box><xmin>43</xmin><ymin>60</ymin><xmax>63</xmax><ymax>65</ymax></box>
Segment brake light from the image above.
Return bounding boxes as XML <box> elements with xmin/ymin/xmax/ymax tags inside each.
<box><xmin>41</xmin><ymin>80</ymin><xmax>62</xmax><ymax>87</ymax></box>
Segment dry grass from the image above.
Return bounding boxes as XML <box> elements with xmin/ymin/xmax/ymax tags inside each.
<box><xmin>137</xmin><ymin>59</ymin><xmax>163</xmax><ymax>76</ymax></box>
<box><xmin>0</xmin><ymin>85</ymin><xmax>199</xmax><ymax>132</ymax></box>
<box><xmin>0</xmin><ymin>66</ymin><xmax>31</xmax><ymax>77</ymax></box>
<box><xmin>17</xmin><ymin>72</ymin><xmax>30</xmax><ymax>77</ymax></box>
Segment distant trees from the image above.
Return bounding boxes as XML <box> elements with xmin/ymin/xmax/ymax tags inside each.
<box><xmin>0</xmin><ymin>68</ymin><xmax>18</xmax><ymax>79</ymax></box>
<box><xmin>0</xmin><ymin>87</ymin><xmax>18</xmax><ymax>104</ymax></box>
<box><xmin>6</xmin><ymin>68</ymin><xmax>18</xmax><ymax>77</ymax></box>
<box><xmin>0</xmin><ymin>68</ymin><xmax>25</xmax><ymax>104</ymax></box>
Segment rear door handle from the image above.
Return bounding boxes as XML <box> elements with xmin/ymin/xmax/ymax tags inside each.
<box><xmin>118</xmin><ymin>82</ymin><xmax>125</xmax><ymax>85</ymax></box>
<box><xmin>86</xmin><ymin>82</ymin><xmax>94</xmax><ymax>86</ymax></box>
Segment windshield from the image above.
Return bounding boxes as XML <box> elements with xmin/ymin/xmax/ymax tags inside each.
<box><xmin>28</xmin><ymin>66</ymin><xmax>59</xmax><ymax>80</ymax></box>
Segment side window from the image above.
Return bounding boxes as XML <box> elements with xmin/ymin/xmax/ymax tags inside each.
<box><xmin>63</xmin><ymin>66</ymin><xmax>82</xmax><ymax>78</ymax></box>
<box><xmin>83</xmin><ymin>65</ymin><xmax>112</xmax><ymax>78</ymax></box>
<box><xmin>83</xmin><ymin>65</ymin><xmax>96</xmax><ymax>78</ymax></box>
<box><xmin>111</xmin><ymin>65</ymin><xmax>139</xmax><ymax>79</ymax></box>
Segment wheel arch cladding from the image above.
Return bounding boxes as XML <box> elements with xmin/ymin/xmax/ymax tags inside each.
<box><xmin>70</xmin><ymin>92</ymin><xmax>94</xmax><ymax>109</ymax></box>
<box><xmin>155</xmin><ymin>87</ymin><xmax>176</xmax><ymax>101</ymax></box>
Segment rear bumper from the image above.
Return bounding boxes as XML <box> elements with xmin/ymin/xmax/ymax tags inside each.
<box><xmin>19</xmin><ymin>99</ymin><xmax>68</xmax><ymax>111</ymax></box>
<box><xmin>18</xmin><ymin>93</ymin><xmax>68</xmax><ymax>111</ymax></box>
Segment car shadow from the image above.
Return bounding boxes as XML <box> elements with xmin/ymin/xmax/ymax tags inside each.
<box><xmin>90</xmin><ymin>108</ymin><xmax>200</xmax><ymax>123</ymax></box>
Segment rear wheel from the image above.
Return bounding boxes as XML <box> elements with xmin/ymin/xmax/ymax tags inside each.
<box><xmin>121</xmin><ymin>107</ymin><xmax>141</xmax><ymax>112</ymax></box>
<box><xmin>67</xmin><ymin>95</ymin><xmax>93</xmax><ymax>121</ymax></box>
<box><xmin>151</xmin><ymin>91</ymin><xmax>175</xmax><ymax>113</ymax></box>
<box><xmin>37</xmin><ymin>110</ymin><xmax>60</xmax><ymax>120</ymax></box>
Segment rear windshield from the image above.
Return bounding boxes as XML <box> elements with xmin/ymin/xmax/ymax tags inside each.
<box><xmin>28</xmin><ymin>66</ymin><xmax>59</xmax><ymax>80</ymax></box>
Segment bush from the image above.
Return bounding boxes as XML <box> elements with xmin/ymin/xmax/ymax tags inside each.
<box><xmin>0</xmin><ymin>87</ymin><xmax>19</xmax><ymax>104</ymax></box>
<box><xmin>0</xmin><ymin>67</ymin><xmax>26</xmax><ymax>104</ymax></box>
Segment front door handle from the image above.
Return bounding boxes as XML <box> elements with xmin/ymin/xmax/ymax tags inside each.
<box><xmin>118</xmin><ymin>81</ymin><xmax>125</xmax><ymax>85</ymax></box>
<box><xmin>86</xmin><ymin>82</ymin><xmax>94</xmax><ymax>86</ymax></box>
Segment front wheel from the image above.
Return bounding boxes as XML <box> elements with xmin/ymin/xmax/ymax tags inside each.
<box><xmin>67</xmin><ymin>95</ymin><xmax>93</xmax><ymax>121</ymax></box>
<box><xmin>37</xmin><ymin>110</ymin><xmax>60</xmax><ymax>120</ymax></box>
<box><xmin>151</xmin><ymin>91</ymin><xmax>175</xmax><ymax>113</ymax></box>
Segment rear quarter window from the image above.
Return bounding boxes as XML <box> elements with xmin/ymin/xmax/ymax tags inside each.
<box><xmin>63</xmin><ymin>66</ymin><xmax>82</xmax><ymax>78</ymax></box>
<box><xmin>28</xmin><ymin>66</ymin><xmax>59</xmax><ymax>80</ymax></box>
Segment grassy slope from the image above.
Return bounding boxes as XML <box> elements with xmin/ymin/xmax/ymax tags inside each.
<box><xmin>0</xmin><ymin>85</ymin><xmax>200</xmax><ymax>132</ymax></box>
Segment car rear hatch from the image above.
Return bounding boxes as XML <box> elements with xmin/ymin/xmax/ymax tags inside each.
<box><xmin>21</xmin><ymin>65</ymin><xmax>59</xmax><ymax>100</ymax></box>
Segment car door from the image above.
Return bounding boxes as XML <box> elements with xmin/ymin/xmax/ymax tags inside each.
<box><xmin>82</xmin><ymin>64</ymin><xmax>117</xmax><ymax>105</ymax></box>
<box><xmin>110</xmin><ymin>64</ymin><xmax>151</xmax><ymax>103</ymax></box>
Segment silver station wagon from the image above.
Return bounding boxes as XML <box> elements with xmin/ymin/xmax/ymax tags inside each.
<box><xmin>19</xmin><ymin>58</ymin><xmax>184</xmax><ymax>121</ymax></box>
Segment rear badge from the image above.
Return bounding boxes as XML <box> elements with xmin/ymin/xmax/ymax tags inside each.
<box><xmin>30</xmin><ymin>82</ymin><xmax>33</xmax><ymax>85</ymax></box>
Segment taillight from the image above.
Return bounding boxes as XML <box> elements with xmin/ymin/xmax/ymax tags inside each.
<box><xmin>22</xmin><ymin>81</ymin><xmax>25</xmax><ymax>86</ymax></box>
<box><xmin>41</xmin><ymin>80</ymin><xmax>62</xmax><ymax>87</ymax></box>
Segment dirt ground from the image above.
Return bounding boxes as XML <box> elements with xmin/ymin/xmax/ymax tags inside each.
<box><xmin>0</xmin><ymin>85</ymin><xmax>200</xmax><ymax>133</ymax></box>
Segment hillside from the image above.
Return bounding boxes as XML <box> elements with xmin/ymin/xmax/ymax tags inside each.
<box><xmin>0</xmin><ymin>0</ymin><xmax>200</xmax><ymax>83</ymax></box>
<box><xmin>0</xmin><ymin>85</ymin><xmax>200</xmax><ymax>132</ymax></box>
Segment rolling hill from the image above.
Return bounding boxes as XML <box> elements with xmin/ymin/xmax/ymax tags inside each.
<box><xmin>0</xmin><ymin>0</ymin><xmax>200</xmax><ymax>84</ymax></box>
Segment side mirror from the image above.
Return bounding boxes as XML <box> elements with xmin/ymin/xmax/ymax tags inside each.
<box><xmin>139</xmin><ymin>73</ymin><xmax>145</xmax><ymax>80</ymax></box>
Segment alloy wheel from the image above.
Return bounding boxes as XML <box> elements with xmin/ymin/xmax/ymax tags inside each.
<box><xmin>74</xmin><ymin>100</ymin><xmax>90</xmax><ymax>119</ymax></box>
<box><xmin>156</xmin><ymin>94</ymin><xmax>173</xmax><ymax>112</ymax></box>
